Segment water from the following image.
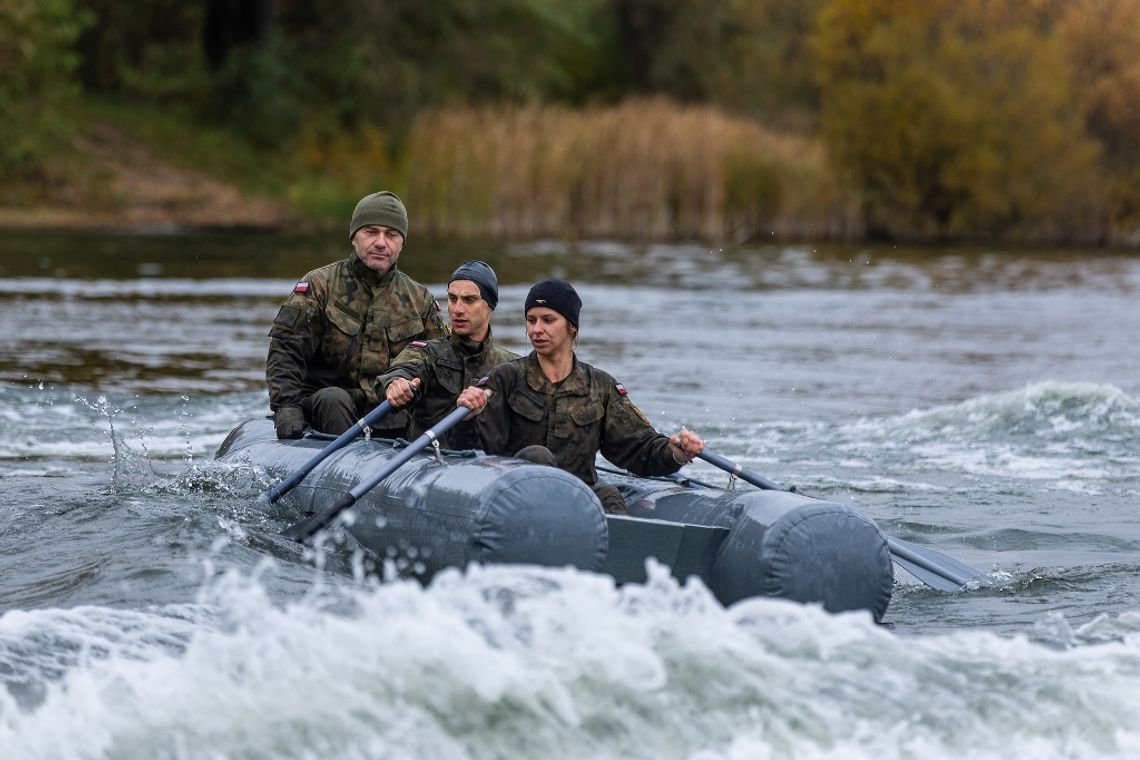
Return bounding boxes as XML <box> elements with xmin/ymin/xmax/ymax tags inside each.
<box><xmin>2</xmin><ymin>231</ymin><xmax>1140</xmax><ymax>758</ymax></box>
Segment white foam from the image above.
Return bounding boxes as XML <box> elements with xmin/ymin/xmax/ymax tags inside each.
<box><xmin>2</xmin><ymin>562</ymin><xmax>1139</xmax><ymax>759</ymax></box>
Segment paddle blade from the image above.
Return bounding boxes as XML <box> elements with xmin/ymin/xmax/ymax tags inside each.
<box><xmin>887</xmin><ymin>537</ymin><xmax>990</xmax><ymax>591</ymax></box>
<box><xmin>281</xmin><ymin>493</ymin><xmax>355</xmax><ymax>543</ymax></box>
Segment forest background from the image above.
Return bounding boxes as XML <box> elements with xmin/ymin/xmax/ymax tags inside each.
<box><xmin>3</xmin><ymin>0</ymin><xmax>1140</xmax><ymax>246</ymax></box>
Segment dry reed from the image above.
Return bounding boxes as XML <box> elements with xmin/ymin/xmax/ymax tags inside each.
<box><xmin>401</xmin><ymin>98</ymin><xmax>859</xmax><ymax>243</ymax></box>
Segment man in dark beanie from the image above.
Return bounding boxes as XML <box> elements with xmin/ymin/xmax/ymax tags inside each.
<box><xmin>266</xmin><ymin>190</ymin><xmax>447</xmax><ymax>439</ymax></box>
<box><xmin>377</xmin><ymin>260</ymin><xmax>518</xmax><ymax>449</ymax></box>
<box><xmin>477</xmin><ymin>278</ymin><xmax>705</xmax><ymax>514</ymax></box>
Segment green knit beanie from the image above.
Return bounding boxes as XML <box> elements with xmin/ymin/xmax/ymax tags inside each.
<box><xmin>349</xmin><ymin>191</ymin><xmax>408</xmax><ymax>241</ymax></box>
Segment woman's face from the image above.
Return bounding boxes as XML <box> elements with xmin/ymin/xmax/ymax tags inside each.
<box><xmin>525</xmin><ymin>307</ymin><xmax>574</xmax><ymax>357</ymax></box>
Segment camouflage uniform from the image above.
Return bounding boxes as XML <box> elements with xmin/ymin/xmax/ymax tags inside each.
<box><xmin>376</xmin><ymin>330</ymin><xmax>519</xmax><ymax>449</ymax></box>
<box><xmin>266</xmin><ymin>256</ymin><xmax>448</xmax><ymax>433</ymax></box>
<box><xmin>478</xmin><ymin>352</ymin><xmax>680</xmax><ymax>512</ymax></box>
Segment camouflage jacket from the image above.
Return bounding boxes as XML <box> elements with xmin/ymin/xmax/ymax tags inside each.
<box><xmin>376</xmin><ymin>329</ymin><xmax>519</xmax><ymax>449</ymax></box>
<box><xmin>266</xmin><ymin>256</ymin><xmax>448</xmax><ymax>416</ymax></box>
<box><xmin>477</xmin><ymin>352</ymin><xmax>680</xmax><ymax>486</ymax></box>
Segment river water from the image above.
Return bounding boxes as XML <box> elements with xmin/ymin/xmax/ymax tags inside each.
<box><xmin>1</xmin><ymin>230</ymin><xmax>1139</xmax><ymax>758</ymax></box>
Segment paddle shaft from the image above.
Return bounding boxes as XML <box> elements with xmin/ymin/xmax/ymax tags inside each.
<box><xmin>265</xmin><ymin>400</ymin><xmax>396</xmax><ymax>504</ymax></box>
<box><xmin>281</xmin><ymin>404</ymin><xmax>472</xmax><ymax>543</ymax></box>
<box><xmin>697</xmin><ymin>450</ymin><xmax>788</xmax><ymax>492</ymax></box>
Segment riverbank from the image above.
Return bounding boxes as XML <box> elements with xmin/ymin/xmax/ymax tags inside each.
<box><xmin>0</xmin><ymin>121</ymin><xmax>291</xmax><ymax>233</ymax></box>
<box><xmin>3</xmin><ymin>100</ymin><xmax>1137</xmax><ymax>248</ymax></box>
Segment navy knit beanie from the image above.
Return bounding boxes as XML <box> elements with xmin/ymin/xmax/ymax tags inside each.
<box><xmin>524</xmin><ymin>278</ymin><xmax>581</xmax><ymax>327</ymax></box>
<box><xmin>448</xmin><ymin>260</ymin><xmax>499</xmax><ymax>310</ymax></box>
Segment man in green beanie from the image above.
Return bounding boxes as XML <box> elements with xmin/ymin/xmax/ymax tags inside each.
<box><xmin>266</xmin><ymin>190</ymin><xmax>448</xmax><ymax>439</ymax></box>
<box><xmin>376</xmin><ymin>260</ymin><xmax>518</xmax><ymax>450</ymax></box>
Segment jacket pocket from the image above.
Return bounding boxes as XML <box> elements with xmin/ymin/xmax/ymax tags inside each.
<box><xmin>556</xmin><ymin>401</ymin><xmax>603</xmax><ymax>439</ymax></box>
<box><xmin>435</xmin><ymin>359</ymin><xmax>463</xmax><ymax>395</ymax></box>
<box><xmin>387</xmin><ymin>315</ymin><xmax>425</xmax><ymax>344</ymax></box>
<box><xmin>508</xmin><ymin>391</ymin><xmax>546</xmax><ymax>422</ymax></box>
<box><xmin>325</xmin><ymin>302</ymin><xmax>362</xmax><ymax>337</ymax></box>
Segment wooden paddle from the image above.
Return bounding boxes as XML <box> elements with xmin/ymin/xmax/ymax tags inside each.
<box><xmin>695</xmin><ymin>448</ymin><xmax>990</xmax><ymax>591</ymax></box>
<box><xmin>263</xmin><ymin>400</ymin><xmax>396</xmax><ymax>505</ymax></box>
<box><xmin>281</xmin><ymin>403</ymin><xmax>472</xmax><ymax>544</ymax></box>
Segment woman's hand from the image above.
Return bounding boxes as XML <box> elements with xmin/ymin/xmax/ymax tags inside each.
<box><xmin>669</xmin><ymin>427</ymin><xmax>705</xmax><ymax>464</ymax></box>
<box><xmin>457</xmin><ymin>386</ymin><xmax>491</xmax><ymax>419</ymax></box>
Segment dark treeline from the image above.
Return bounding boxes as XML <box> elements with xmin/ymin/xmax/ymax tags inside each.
<box><xmin>3</xmin><ymin>0</ymin><xmax>1140</xmax><ymax>245</ymax></box>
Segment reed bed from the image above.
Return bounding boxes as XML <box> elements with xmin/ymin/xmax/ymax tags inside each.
<box><xmin>401</xmin><ymin>98</ymin><xmax>859</xmax><ymax>243</ymax></box>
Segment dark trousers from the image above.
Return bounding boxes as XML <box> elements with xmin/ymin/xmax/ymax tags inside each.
<box><xmin>302</xmin><ymin>387</ymin><xmax>404</xmax><ymax>438</ymax></box>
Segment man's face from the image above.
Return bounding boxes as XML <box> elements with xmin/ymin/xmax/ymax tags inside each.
<box><xmin>351</xmin><ymin>225</ymin><xmax>404</xmax><ymax>273</ymax></box>
<box><xmin>447</xmin><ymin>280</ymin><xmax>492</xmax><ymax>341</ymax></box>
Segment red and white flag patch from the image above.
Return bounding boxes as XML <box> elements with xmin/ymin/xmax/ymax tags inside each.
<box><xmin>615</xmin><ymin>383</ymin><xmax>628</xmax><ymax>396</ymax></box>
<box><xmin>292</xmin><ymin>281</ymin><xmax>310</xmax><ymax>294</ymax></box>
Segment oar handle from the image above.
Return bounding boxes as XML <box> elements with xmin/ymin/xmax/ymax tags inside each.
<box><xmin>281</xmin><ymin>403</ymin><xmax>472</xmax><ymax>543</ymax></box>
<box><xmin>697</xmin><ymin>449</ymin><xmax>790</xmax><ymax>492</ymax></box>
<box><xmin>265</xmin><ymin>400</ymin><xmax>396</xmax><ymax>504</ymax></box>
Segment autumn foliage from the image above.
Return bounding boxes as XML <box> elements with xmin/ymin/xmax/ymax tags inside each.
<box><xmin>5</xmin><ymin>0</ymin><xmax>1140</xmax><ymax>245</ymax></box>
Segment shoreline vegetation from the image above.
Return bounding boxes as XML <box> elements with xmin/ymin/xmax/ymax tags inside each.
<box><xmin>4</xmin><ymin>0</ymin><xmax>1140</xmax><ymax>247</ymax></box>
<box><xmin>0</xmin><ymin>98</ymin><xmax>861</xmax><ymax>243</ymax></box>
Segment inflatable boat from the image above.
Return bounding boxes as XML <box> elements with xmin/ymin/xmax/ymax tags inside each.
<box><xmin>217</xmin><ymin>418</ymin><xmax>895</xmax><ymax>621</ymax></box>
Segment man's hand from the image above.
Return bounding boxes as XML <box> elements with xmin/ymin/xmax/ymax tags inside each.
<box><xmin>385</xmin><ymin>377</ymin><xmax>421</xmax><ymax>407</ymax></box>
<box><xmin>274</xmin><ymin>407</ymin><xmax>306</xmax><ymax>439</ymax></box>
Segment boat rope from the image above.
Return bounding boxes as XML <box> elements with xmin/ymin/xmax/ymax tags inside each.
<box><xmin>306</xmin><ymin>431</ymin><xmax>478</xmax><ymax>459</ymax></box>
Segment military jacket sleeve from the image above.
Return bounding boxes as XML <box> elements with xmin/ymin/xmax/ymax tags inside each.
<box><xmin>477</xmin><ymin>360</ymin><xmax>521</xmax><ymax>456</ymax></box>
<box><xmin>418</xmin><ymin>289</ymin><xmax>449</xmax><ymax>341</ymax></box>
<box><xmin>266</xmin><ymin>270</ymin><xmax>329</xmax><ymax>411</ymax></box>
<box><xmin>598</xmin><ymin>380</ymin><xmax>680</xmax><ymax>478</ymax></box>
<box><xmin>375</xmin><ymin>342</ymin><xmax>432</xmax><ymax>405</ymax></box>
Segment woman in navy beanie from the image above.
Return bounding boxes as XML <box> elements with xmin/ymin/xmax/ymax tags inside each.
<box><xmin>476</xmin><ymin>278</ymin><xmax>704</xmax><ymax>514</ymax></box>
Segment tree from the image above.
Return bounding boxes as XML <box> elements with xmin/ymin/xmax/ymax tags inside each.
<box><xmin>0</xmin><ymin>0</ymin><xmax>90</xmax><ymax>187</ymax></box>
<box><xmin>812</xmin><ymin>0</ymin><xmax>1106</xmax><ymax>241</ymax></box>
<box><xmin>1059</xmin><ymin>0</ymin><xmax>1140</xmax><ymax>232</ymax></box>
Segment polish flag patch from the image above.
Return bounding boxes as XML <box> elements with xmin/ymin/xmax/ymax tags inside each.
<box><xmin>615</xmin><ymin>383</ymin><xmax>628</xmax><ymax>396</ymax></box>
<box><xmin>292</xmin><ymin>281</ymin><xmax>310</xmax><ymax>294</ymax></box>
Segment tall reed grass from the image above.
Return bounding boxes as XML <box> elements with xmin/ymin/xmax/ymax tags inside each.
<box><xmin>399</xmin><ymin>98</ymin><xmax>859</xmax><ymax>243</ymax></box>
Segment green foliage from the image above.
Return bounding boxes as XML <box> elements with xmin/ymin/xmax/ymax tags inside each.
<box><xmin>74</xmin><ymin>0</ymin><xmax>204</xmax><ymax>98</ymax></box>
<box><xmin>0</xmin><ymin>0</ymin><xmax>90</xmax><ymax>185</ymax></box>
<box><xmin>1058</xmin><ymin>0</ymin><xmax>1140</xmax><ymax>230</ymax></box>
<box><xmin>7</xmin><ymin>0</ymin><xmax>1140</xmax><ymax>243</ymax></box>
<box><xmin>812</xmin><ymin>0</ymin><xmax>1107</xmax><ymax>241</ymax></box>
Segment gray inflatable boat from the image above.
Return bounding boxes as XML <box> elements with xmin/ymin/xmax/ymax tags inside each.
<box><xmin>217</xmin><ymin>418</ymin><xmax>894</xmax><ymax>621</ymax></box>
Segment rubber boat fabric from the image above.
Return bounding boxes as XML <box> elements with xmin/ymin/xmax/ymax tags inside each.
<box><xmin>217</xmin><ymin>418</ymin><xmax>895</xmax><ymax>621</ymax></box>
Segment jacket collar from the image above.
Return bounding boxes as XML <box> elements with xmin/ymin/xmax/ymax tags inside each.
<box><xmin>348</xmin><ymin>255</ymin><xmax>398</xmax><ymax>287</ymax></box>
<box><xmin>524</xmin><ymin>351</ymin><xmax>588</xmax><ymax>396</ymax></box>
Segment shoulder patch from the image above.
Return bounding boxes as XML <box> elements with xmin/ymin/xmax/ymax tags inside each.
<box><xmin>292</xmin><ymin>281</ymin><xmax>310</xmax><ymax>294</ymax></box>
<box><xmin>615</xmin><ymin>383</ymin><xmax>628</xmax><ymax>396</ymax></box>
<box><xmin>409</xmin><ymin>340</ymin><xmax>428</xmax><ymax>349</ymax></box>
<box><xmin>272</xmin><ymin>305</ymin><xmax>301</xmax><ymax>328</ymax></box>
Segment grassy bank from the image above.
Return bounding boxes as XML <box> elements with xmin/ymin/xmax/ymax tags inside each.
<box><xmin>2</xmin><ymin>98</ymin><xmax>864</xmax><ymax>243</ymax></box>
